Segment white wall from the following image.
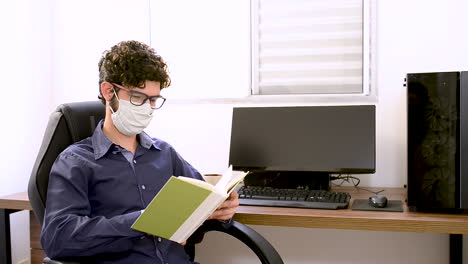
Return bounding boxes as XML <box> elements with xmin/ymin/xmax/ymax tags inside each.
<box><xmin>0</xmin><ymin>0</ymin><xmax>52</xmax><ymax>197</ymax></box>
<box><xmin>2</xmin><ymin>0</ymin><xmax>467</xmax><ymax>263</ymax></box>
<box><xmin>49</xmin><ymin>0</ymin><xmax>151</xmax><ymax>106</ymax></box>
<box><xmin>0</xmin><ymin>0</ymin><xmax>53</xmax><ymax>262</ymax></box>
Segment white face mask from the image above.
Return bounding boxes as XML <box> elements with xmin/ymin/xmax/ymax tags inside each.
<box><xmin>109</xmin><ymin>93</ymin><xmax>154</xmax><ymax>136</ymax></box>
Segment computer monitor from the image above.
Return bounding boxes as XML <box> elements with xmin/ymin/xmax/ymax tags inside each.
<box><xmin>228</xmin><ymin>105</ymin><xmax>376</xmax><ymax>189</ymax></box>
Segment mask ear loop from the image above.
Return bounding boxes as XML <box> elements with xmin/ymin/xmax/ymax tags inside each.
<box><xmin>108</xmin><ymin>86</ymin><xmax>120</xmax><ymax>114</ymax></box>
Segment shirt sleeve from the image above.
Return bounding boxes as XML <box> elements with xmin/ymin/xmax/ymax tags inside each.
<box><xmin>40</xmin><ymin>150</ymin><xmax>144</xmax><ymax>259</ymax></box>
<box><xmin>169</xmin><ymin>146</ymin><xmax>204</xmax><ymax>181</ymax></box>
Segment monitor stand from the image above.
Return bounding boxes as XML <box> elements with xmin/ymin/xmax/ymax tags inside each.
<box><xmin>243</xmin><ymin>171</ymin><xmax>330</xmax><ymax>190</ymax></box>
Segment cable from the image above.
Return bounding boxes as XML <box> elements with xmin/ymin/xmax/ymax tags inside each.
<box><xmin>330</xmin><ymin>174</ymin><xmax>384</xmax><ymax>195</ymax></box>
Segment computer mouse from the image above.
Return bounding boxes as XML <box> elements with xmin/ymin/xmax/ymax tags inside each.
<box><xmin>369</xmin><ymin>195</ymin><xmax>388</xmax><ymax>208</ymax></box>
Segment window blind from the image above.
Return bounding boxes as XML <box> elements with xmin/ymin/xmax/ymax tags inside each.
<box><xmin>252</xmin><ymin>0</ymin><xmax>366</xmax><ymax>95</ymax></box>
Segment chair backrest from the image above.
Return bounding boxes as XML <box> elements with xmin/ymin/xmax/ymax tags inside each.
<box><xmin>28</xmin><ymin>101</ymin><xmax>105</xmax><ymax>226</ymax></box>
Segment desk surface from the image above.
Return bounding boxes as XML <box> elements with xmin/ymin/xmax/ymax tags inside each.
<box><xmin>235</xmin><ymin>187</ymin><xmax>468</xmax><ymax>234</ymax></box>
<box><xmin>0</xmin><ymin>192</ymin><xmax>32</xmax><ymax>210</ymax></box>
<box><xmin>2</xmin><ymin>188</ymin><xmax>467</xmax><ymax>234</ymax></box>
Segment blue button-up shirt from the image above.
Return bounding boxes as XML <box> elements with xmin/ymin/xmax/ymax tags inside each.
<box><xmin>41</xmin><ymin>120</ymin><xmax>204</xmax><ymax>264</ymax></box>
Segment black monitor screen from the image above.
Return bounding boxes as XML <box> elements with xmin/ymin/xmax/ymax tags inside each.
<box><xmin>229</xmin><ymin>105</ymin><xmax>376</xmax><ymax>174</ymax></box>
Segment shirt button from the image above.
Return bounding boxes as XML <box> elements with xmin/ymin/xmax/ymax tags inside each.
<box><xmin>141</xmin><ymin>185</ymin><xmax>146</xmax><ymax>190</ymax></box>
<box><xmin>133</xmin><ymin>160</ymin><xmax>137</xmax><ymax>164</ymax></box>
<box><xmin>140</xmin><ymin>236</ymin><xmax>145</xmax><ymax>240</ymax></box>
<box><xmin>158</xmin><ymin>237</ymin><xmax>162</xmax><ymax>242</ymax></box>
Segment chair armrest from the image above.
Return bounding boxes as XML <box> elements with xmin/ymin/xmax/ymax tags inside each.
<box><xmin>198</xmin><ymin>220</ymin><xmax>284</xmax><ymax>264</ymax></box>
<box><xmin>43</xmin><ymin>257</ymin><xmax>82</xmax><ymax>264</ymax></box>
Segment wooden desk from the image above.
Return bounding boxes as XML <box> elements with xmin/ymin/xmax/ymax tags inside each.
<box><xmin>0</xmin><ymin>192</ymin><xmax>45</xmax><ymax>264</ymax></box>
<box><xmin>235</xmin><ymin>187</ymin><xmax>467</xmax><ymax>264</ymax></box>
<box><xmin>235</xmin><ymin>187</ymin><xmax>468</xmax><ymax>234</ymax></box>
<box><xmin>0</xmin><ymin>189</ymin><xmax>466</xmax><ymax>264</ymax></box>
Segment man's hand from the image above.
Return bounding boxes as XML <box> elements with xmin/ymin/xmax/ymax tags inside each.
<box><xmin>207</xmin><ymin>191</ymin><xmax>239</xmax><ymax>221</ymax></box>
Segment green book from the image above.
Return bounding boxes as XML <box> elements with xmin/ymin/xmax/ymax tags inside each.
<box><xmin>131</xmin><ymin>166</ymin><xmax>247</xmax><ymax>243</ymax></box>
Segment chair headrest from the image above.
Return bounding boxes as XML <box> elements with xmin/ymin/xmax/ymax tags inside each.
<box><xmin>58</xmin><ymin>101</ymin><xmax>106</xmax><ymax>142</ymax></box>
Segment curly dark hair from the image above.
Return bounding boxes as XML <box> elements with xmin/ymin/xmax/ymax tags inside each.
<box><xmin>97</xmin><ymin>40</ymin><xmax>171</xmax><ymax>104</ymax></box>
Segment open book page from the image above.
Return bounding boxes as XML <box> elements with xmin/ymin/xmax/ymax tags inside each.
<box><xmin>213</xmin><ymin>165</ymin><xmax>248</xmax><ymax>193</ymax></box>
<box><xmin>213</xmin><ymin>165</ymin><xmax>234</xmax><ymax>192</ymax></box>
<box><xmin>225</xmin><ymin>170</ymin><xmax>248</xmax><ymax>193</ymax></box>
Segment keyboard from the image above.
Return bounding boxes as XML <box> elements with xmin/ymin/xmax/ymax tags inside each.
<box><xmin>238</xmin><ymin>186</ymin><xmax>351</xmax><ymax>210</ymax></box>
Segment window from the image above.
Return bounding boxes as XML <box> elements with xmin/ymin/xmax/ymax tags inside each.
<box><xmin>251</xmin><ymin>0</ymin><xmax>375</xmax><ymax>96</ymax></box>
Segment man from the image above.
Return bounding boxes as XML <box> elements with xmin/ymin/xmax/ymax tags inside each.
<box><xmin>41</xmin><ymin>40</ymin><xmax>239</xmax><ymax>264</ymax></box>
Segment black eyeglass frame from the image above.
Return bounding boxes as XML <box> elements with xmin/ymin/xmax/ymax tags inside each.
<box><xmin>111</xmin><ymin>83</ymin><xmax>166</xmax><ymax>109</ymax></box>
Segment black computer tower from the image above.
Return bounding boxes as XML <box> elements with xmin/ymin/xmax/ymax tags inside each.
<box><xmin>406</xmin><ymin>71</ymin><xmax>468</xmax><ymax>212</ymax></box>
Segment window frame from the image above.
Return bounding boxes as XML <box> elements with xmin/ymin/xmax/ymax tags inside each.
<box><xmin>249</xmin><ymin>0</ymin><xmax>377</xmax><ymax>104</ymax></box>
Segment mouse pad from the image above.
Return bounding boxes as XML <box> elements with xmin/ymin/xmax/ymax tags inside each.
<box><xmin>351</xmin><ymin>199</ymin><xmax>404</xmax><ymax>212</ymax></box>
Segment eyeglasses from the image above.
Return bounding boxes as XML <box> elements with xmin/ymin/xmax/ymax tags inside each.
<box><xmin>112</xmin><ymin>83</ymin><xmax>166</xmax><ymax>109</ymax></box>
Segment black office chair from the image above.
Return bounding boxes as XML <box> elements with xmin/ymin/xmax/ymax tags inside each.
<box><xmin>28</xmin><ymin>101</ymin><xmax>284</xmax><ymax>264</ymax></box>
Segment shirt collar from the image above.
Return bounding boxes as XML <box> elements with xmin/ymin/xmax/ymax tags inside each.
<box><xmin>92</xmin><ymin>120</ymin><xmax>161</xmax><ymax>160</ymax></box>
<box><xmin>139</xmin><ymin>131</ymin><xmax>162</xmax><ymax>151</ymax></box>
